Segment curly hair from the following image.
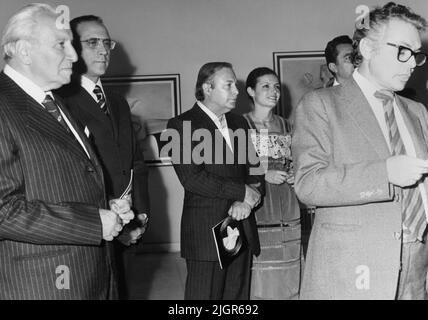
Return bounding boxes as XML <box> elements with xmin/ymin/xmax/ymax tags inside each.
<box><xmin>352</xmin><ymin>2</ymin><xmax>427</xmax><ymax>67</ymax></box>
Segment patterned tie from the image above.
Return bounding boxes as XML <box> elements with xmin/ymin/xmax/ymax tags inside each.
<box><xmin>374</xmin><ymin>90</ymin><xmax>427</xmax><ymax>241</ymax></box>
<box><xmin>42</xmin><ymin>95</ymin><xmax>70</xmax><ymax>133</ymax></box>
<box><xmin>93</xmin><ymin>85</ymin><xmax>108</xmax><ymax>115</ymax></box>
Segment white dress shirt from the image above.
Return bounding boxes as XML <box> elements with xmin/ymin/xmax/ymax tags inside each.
<box><xmin>4</xmin><ymin>64</ymin><xmax>90</xmax><ymax>158</ymax></box>
<box><xmin>196</xmin><ymin>101</ymin><xmax>233</xmax><ymax>152</ymax></box>
<box><xmin>81</xmin><ymin>75</ymin><xmax>105</xmax><ymax>103</ymax></box>
<box><xmin>353</xmin><ymin>69</ymin><xmax>428</xmax><ymax>225</ymax></box>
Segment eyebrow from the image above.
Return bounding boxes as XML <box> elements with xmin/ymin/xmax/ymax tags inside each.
<box><xmin>397</xmin><ymin>41</ymin><xmax>421</xmax><ymax>51</ymax></box>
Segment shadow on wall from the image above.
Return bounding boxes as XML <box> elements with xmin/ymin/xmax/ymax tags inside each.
<box><xmin>401</xmin><ymin>40</ymin><xmax>428</xmax><ymax>106</ymax></box>
<box><xmin>105</xmin><ymin>41</ymin><xmax>137</xmax><ymax>88</ymax></box>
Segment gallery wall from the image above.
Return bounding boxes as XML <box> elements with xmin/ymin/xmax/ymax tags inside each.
<box><xmin>0</xmin><ymin>0</ymin><xmax>427</xmax><ymax>251</ymax></box>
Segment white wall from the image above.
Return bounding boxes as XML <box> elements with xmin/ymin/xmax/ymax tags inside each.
<box><xmin>1</xmin><ymin>0</ymin><xmax>428</xmax><ymax>250</ymax></box>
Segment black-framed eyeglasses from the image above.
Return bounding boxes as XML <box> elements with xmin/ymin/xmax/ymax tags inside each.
<box><xmin>386</xmin><ymin>42</ymin><xmax>427</xmax><ymax>67</ymax></box>
<box><xmin>80</xmin><ymin>38</ymin><xmax>116</xmax><ymax>50</ymax></box>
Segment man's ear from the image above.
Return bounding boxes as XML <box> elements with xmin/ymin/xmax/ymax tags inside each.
<box><xmin>359</xmin><ymin>37</ymin><xmax>375</xmax><ymax>60</ymax></box>
<box><xmin>328</xmin><ymin>62</ymin><xmax>338</xmax><ymax>75</ymax></box>
<box><xmin>15</xmin><ymin>40</ymin><xmax>32</xmax><ymax>65</ymax></box>
<box><xmin>202</xmin><ymin>82</ymin><xmax>212</xmax><ymax>97</ymax></box>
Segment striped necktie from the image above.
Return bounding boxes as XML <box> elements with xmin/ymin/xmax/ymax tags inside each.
<box><xmin>42</xmin><ymin>95</ymin><xmax>70</xmax><ymax>133</ymax></box>
<box><xmin>93</xmin><ymin>85</ymin><xmax>108</xmax><ymax>115</ymax></box>
<box><xmin>374</xmin><ymin>89</ymin><xmax>427</xmax><ymax>241</ymax></box>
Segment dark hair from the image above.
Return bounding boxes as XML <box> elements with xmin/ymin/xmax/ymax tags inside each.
<box><xmin>245</xmin><ymin>67</ymin><xmax>278</xmax><ymax>100</ymax></box>
<box><xmin>69</xmin><ymin>15</ymin><xmax>106</xmax><ymax>76</ymax></box>
<box><xmin>195</xmin><ymin>62</ymin><xmax>233</xmax><ymax>101</ymax></box>
<box><xmin>352</xmin><ymin>2</ymin><xmax>427</xmax><ymax>66</ymax></box>
<box><xmin>324</xmin><ymin>35</ymin><xmax>353</xmax><ymax>66</ymax></box>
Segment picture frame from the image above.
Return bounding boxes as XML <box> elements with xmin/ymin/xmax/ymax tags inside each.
<box><xmin>273</xmin><ymin>51</ymin><xmax>332</xmax><ymax>119</ymax></box>
<box><xmin>102</xmin><ymin>74</ymin><xmax>181</xmax><ymax>166</ymax></box>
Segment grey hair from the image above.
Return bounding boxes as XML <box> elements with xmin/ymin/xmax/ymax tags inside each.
<box><xmin>1</xmin><ymin>3</ymin><xmax>58</xmax><ymax>61</ymax></box>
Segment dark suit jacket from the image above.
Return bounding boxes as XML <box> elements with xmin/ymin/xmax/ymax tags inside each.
<box><xmin>0</xmin><ymin>72</ymin><xmax>115</xmax><ymax>299</ymax></box>
<box><xmin>58</xmin><ymin>84</ymin><xmax>149</xmax><ymax>215</ymax></box>
<box><xmin>167</xmin><ymin>104</ymin><xmax>264</xmax><ymax>261</ymax></box>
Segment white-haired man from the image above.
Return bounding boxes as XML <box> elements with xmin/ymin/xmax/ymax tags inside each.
<box><xmin>0</xmin><ymin>3</ymin><xmax>132</xmax><ymax>299</ymax></box>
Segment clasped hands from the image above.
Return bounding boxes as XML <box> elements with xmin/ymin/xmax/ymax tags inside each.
<box><xmin>99</xmin><ymin>196</ymin><xmax>135</xmax><ymax>241</ymax></box>
<box><xmin>228</xmin><ymin>183</ymin><xmax>261</xmax><ymax>221</ymax></box>
<box><xmin>387</xmin><ymin>155</ymin><xmax>428</xmax><ymax>187</ymax></box>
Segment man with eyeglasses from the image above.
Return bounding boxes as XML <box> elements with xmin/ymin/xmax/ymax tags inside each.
<box><xmin>324</xmin><ymin>35</ymin><xmax>355</xmax><ymax>86</ymax></box>
<box><xmin>293</xmin><ymin>2</ymin><xmax>428</xmax><ymax>299</ymax></box>
<box><xmin>58</xmin><ymin>15</ymin><xmax>150</xmax><ymax>299</ymax></box>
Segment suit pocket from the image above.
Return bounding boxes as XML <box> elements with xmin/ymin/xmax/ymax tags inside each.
<box><xmin>13</xmin><ymin>248</ymin><xmax>70</xmax><ymax>262</ymax></box>
<box><xmin>321</xmin><ymin>222</ymin><xmax>362</xmax><ymax>232</ymax></box>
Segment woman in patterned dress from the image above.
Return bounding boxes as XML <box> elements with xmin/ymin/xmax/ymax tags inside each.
<box><xmin>244</xmin><ymin>67</ymin><xmax>302</xmax><ymax>300</ymax></box>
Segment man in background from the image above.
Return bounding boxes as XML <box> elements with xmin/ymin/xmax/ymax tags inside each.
<box><xmin>58</xmin><ymin>15</ymin><xmax>149</xmax><ymax>299</ymax></box>
<box><xmin>324</xmin><ymin>35</ymin><xmax>354</xmax><ymax>86</ymax></box>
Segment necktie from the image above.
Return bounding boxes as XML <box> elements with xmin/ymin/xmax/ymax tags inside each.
<box><xmin>93</xmin><ymin>85</ymin><xmax>108</xmax><ymax>115</ymax></box>
<box><xmin>42</xmin><ymin>95</ymin><xmax>70</xmax><ymax>133</ymax></box>
<box><xmin>374</xmin><ymin>90</ymin><xmax>427</xmax><ymax>241</ymax></box>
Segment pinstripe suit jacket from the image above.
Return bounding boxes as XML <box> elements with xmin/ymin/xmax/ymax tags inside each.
<box><xmin>0</xmin><ymin>72</ymin><xmax>116</xmax><ymax>300</ymax></box>
<box><xmin>167</xmin><ymin>104</ymin><xmax>264</xmax><ymax>261</ymax></box>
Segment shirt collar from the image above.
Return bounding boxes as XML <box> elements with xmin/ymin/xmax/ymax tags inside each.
<box><xmin>4</xmin><ymin>64</ymin><xmax>50</xmax><ymax>104</ymax></box>
<box><xmin>196</xmin><ymin>101</ymin><xmax>226</xmax><ymax>126</ymax></box>
<box><xmin>81</xmin><ymin>75</ymin><xmax>104</xmax><ymax>96</ymax></box>
<box><xmin>353</xmin><ymin>68</ymin><xmax>384</xmax><ymax>100</ymax></box>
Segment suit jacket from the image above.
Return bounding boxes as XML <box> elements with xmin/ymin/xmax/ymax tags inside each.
<box><xmin>0</xmin><ymin>72</ymin><xmax>115</xmax><ymax>299</ymax></box>
<box><xmin>167</xmin><ymin>104</ymin><xmax>264</xmax><ymax>261</ymax></box>
<box><xmin>58</xmin><ymin>84</ymin><xmax>149</xmax><ymax>215</ymax></box>
<box><xmin>292</xmin><ymin>77</ymin><xmax>428</xmax><ymax>299</ymax></box>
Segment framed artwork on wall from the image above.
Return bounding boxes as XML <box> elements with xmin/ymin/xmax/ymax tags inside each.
<box><xmin>102</xmin><ymin>74</ymin><xmax>181</xmax><ymax>166</ymax></box>
<box><xmin>273</xmin><ymin>51</ymin><xmax>332</xmax><ymax>119</ymax></box>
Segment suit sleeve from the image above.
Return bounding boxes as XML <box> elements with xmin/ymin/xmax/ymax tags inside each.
<box><xmin>0</xmin><ymin>109</ymin><xmax>102</xmax><ymax>245</ymax></box>
<box><xmin>166</xmin><ymin>117</ymin><xmax>246</xmax><ymax>201</ymax></box>
<box><xmin>292</xmin><ymin>90</ymin><xmax>392</xmax><ymax>207</ymax></box>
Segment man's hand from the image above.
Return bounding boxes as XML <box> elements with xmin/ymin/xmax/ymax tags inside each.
<box><xmin>99</xmin><ymin>209</ymin><xmax>123</xmax><ymax>241</ymax></box>
<box><xmin>117</xmin><ymin>213</ymin><xmax>149</xmax><ymax>246</ymax></box>
<box><xmin>244</xmin><ymin>183</ymin><xmax>261</xmax><ymax>208</ymax></box>
<box><xmin>228</xmin><ymin>201</ymin><xmax>251</xmax><ymax>221</ymax></box>
<box><xmin>387</xmin><ymin>155</ymin><xmax>428</xmax><ymax>187</ymax></box>
<box><xmin>109</xmin><ymin>198</ymin><xmax>134</xmax><ymax>225</ymax></box>
<box><xmin>265</xmin><ymin>170</ymin><xmax>288</xmax><ymax>185</ymax></box>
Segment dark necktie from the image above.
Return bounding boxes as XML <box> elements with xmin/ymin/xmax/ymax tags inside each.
<box><xmin>42</xmin><ymin>95</ymin><xmax>70</xmax><ymax>133</ymax></box>
<box><xmin>374</xmin><ymin>89</ymin><xmax>427</xmax><ymax>241</ymax></box>
<box><xmin>93</xmin><ymin>85</ymin><xmax>108</xmax><ymax>115</ymax></box>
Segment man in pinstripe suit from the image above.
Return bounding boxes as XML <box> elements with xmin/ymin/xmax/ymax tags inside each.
<box><xmin>0</xmin><ymin>4</ymin><xmax>132</xmax><ymax>299</ymax></box>
<box><xmin>167</xmin><ymin>62</ymin><xmax>264</xmax><ymax>299</ymax></box>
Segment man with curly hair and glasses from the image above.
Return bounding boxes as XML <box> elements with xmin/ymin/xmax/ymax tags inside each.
<box><xmin>293</xmin><ymin>2</ymin><xmax>428</xmax><ymax>299</ymax></box>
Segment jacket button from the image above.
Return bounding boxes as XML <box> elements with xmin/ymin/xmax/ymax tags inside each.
<box><xmin>87</xmin><ymin>166</ymin><xmax>95</xmax><ymax>173</ymax></box>
<box><xmin>393</xmin><ymin>232</ymin><xmax>401</xmax><ymax>240</ymax></box>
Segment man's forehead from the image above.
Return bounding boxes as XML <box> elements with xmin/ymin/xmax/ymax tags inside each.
<box><xmin>213</xmin><ymin>68</ymin><xmax>236</xmax><ymax>81</ymax></box>
<box><xmin>382</xmin><ymin>19</ymin><xmax>421</xmax><ymax>49</ymax></box>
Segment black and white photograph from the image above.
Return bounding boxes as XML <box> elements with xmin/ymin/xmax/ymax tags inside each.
<box><xmin>0</xmin><ymin>0</ymin><xmax>428</xmax><ymax>309</ymax></box>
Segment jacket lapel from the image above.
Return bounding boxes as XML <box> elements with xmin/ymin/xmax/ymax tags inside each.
<box><xmin>340</xmin><ymin>78</ymin><xmax>391</xmax><ymax>159</ymax></box>
<box><xmin>104</xmin><ymin>91</ymin><xmax>119</xmax><ymax>140</ymax></box>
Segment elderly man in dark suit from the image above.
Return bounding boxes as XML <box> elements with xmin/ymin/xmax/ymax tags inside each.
<box><xmin>0</xmin><ymin>3</ymin><xmax>133</xmax><ymax>299</ymax></box>
<box><xmin>166</xmin><ymin>62</ymin><xmax>264</xmax><ymax>300</ymax></box>
<box><xmin>58</xmin><ymin>15</ymin><xmax>149</xmax><ymax>299</ymax></box>
<box><xmin>293</xmin><ymin>2</ymin><xmax>428</xmax><ymax>299</ymax></box>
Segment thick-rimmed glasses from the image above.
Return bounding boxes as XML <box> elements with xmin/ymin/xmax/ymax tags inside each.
<box><xmin>386</xmin><ymin>42</ymin><xmax>427</xmax><ymax>67</ymax></box>
<box><xmin>80</xmin><ymin>38</ymin><xmax>116</xmax><ymax>50</ymax></box>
